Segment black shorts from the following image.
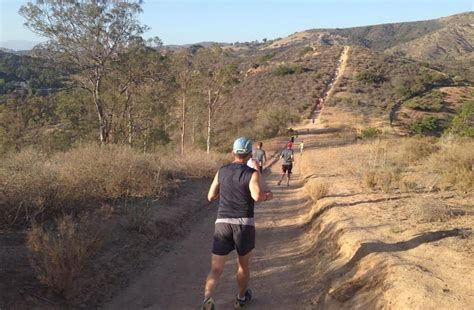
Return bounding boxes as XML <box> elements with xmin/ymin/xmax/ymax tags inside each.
<box><xmin>282</xmin><ymin>164</ymin><xmax>293</xmax><ymax>174</ymax></box>
<box><xmin>212</xmin><ymin>223</ymin><xmax>255</xmax><ymax>256</ymax></box>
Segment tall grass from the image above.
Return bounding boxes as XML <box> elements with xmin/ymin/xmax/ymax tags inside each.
<box><xmin>1</xmin><ymin>144</ymin><xmax>227</xmax><ymax>228</ymax></box>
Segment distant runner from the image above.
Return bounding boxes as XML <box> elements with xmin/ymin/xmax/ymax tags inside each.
<box><xmin>299</xmin><ymin>141</ymin><xmax>304</xmax><ymax>154</ymax></box>
<box><xmin>202</xmin><ymin>137</ymin><xmax>273</xmax><ymax>310</ymax></box>
<box><xmin>277</xmin><ymin>142</ymin><xmax>295</xmax><ymax>187</ymax></box>
<box><xmin>252</xmin><ymin>142</ymin><xmax>267</xmax><ymax>173</ymax></box>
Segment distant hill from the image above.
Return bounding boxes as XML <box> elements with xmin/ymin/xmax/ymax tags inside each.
<box><xmin>0</xmin><ymin>40</ymin><xmax>41</xmax><ymax>51</ymax></box>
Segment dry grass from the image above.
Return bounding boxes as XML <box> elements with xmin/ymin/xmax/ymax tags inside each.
<box><xmin>26</xmin><ymin>206</ymin><xmax>112</xmax><ymax>296</ymax></box>
<box><xmin>426</xmin><ymin>137</ymin><xmax>474</xmax><ymax>191</ymax></box>
<box><xmin>411</xmin><ymin>198</ymin><xmax>468</xmax><ymax>223</ymax></box>
<box><xmin>397</xmin><ymin>137</ymin><xmax>438</xmax><ymax>165</ymax></box>
<box><xmin>305</xmin><ymin>179</ymin><xmax>330</xmax><ymax>201</ymax></box>
<box><xmin>0</xmin><ymin>144</ymin><xmax>226</xmax><ymax>228</ymax></box>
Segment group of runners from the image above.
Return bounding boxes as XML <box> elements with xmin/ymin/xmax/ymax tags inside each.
<box><xmin>201</xmin><ymin>136</ymin><xmax>305</xmax><ymax>309</ymax></box>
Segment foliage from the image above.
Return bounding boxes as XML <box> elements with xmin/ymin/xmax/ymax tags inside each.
<box><xmin>445</xmin><ymin>101</ymin><xmax>474</xmax><ymax>137</ymax></box>
<box><xmin>274</xmin><ymin>65</ymin><xmax>305</xmax><ymax>76</ymax></box>
<box><xmin>253</xmin><ymin>108</ymin><xmax>300</xmax><ymax>139</ymax></box>
<box><xmin>299</xmin><ymin>46</ymin><xmax>314</xmax><ymax>56</ymax></box>
<box><xmin>361</xmin><ymin>127</ymin><xmax>382</xmax><ymax>139</ymax></box>
<box><xmin>27</xmin><ymin>208</ymin><xmax>111</xmax><ymax>296</ymax></box>
<box><xmin>404</xmin><ymin>90</ymin><xmax>445</xmax><ymax>111</ymax></box>
<box><xmin>20</xmin><ymin>0</ymin><xmax>150</xmax><ymax>144</ymax></box>
<box><xmin>356</xmin><ymin>70</ymin><xmax>386</xmax><ymax>84</ymax></box>
<box><xmin>410</xmin><ymin>116</ymin><xmax>441</xmax><ymax>135</ymax></box>
<box><xmin>259</xmin><ymin>52</ymin><xmax>276</xmax><ymax>62</ymax></box>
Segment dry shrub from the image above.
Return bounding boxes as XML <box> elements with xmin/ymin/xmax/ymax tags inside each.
<box><xmin>362</xmin><ymin>170</ymin><xmax>377</xmax><ymax>190</ymax></box>
<box><xmin>169</xmin><ymin>150</ymin><xmax>229</xmax><ymax>178</ymax></box>
<box><xmin>0</xmin><ymin>149</ymin><xmax>60</xmax><ymax>226</ymax></box>
<box><xmin>399</xmin><ymin>177</ymin><xmax>418</xmax><ymax>192</ymax></box>
<box><xmin>361</xmin><ymin>167</ymin><xmax>402</xmax><ymax>193</ymax></box>
<box><xmin>26</xmin><ymin>207</ymin><xmax>112</xmax><ymax>296</ymax></box>
<box><xmin>1</xmin><ymin>145</ymin><xmax>166</xmax><ymax>228</ymax></box>
<box><xmin>53</xmin><ymin>144</ymin><xmax>166</xmax><ymax>202</ymax></box>
<box><xmin>126</xmin><ymin>203</ymin><xmax>153</xmax><ymax>234</ymax></box>
<box><xmin>427</xmin><ymin>138</ymin><xmax>474</xmax><ymax>191</ymax></box>
<box><xmin>305</xmin><ymin>179</ymin><xmax>330</xmax><ymax>201</ymax></box>
<box><xmin>398</xmin><ymin>137</ymin><xmax>438</xmax><ymax>165</ymax></box>
<box><xmin>411</xmin><ymin>198</ymin><xmax>467</xmax><ymax>223</ymax></box>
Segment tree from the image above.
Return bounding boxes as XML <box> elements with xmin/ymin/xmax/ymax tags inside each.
<box><xmin>171</xmin><ymin>49</ymin><xmax>199</xmax><ymax>155</ymax></box>
<box><xmin>195</xmin><ymin>47</ymin><xmax>238</xmax><ymax>153</ymax></box>
<box><xmin>20</xmin><ymin>0</ymin><xmax>148</xmax><ymax>144</ymax></box>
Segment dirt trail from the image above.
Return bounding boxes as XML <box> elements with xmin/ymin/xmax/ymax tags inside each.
<box><xmin>107</xmin><ymin>153</ymin><xmax>318</xmax><ymax>309</ymax></box>
<box><xmin>308</xmin><ymin>46</ymin><xmax>349</xmax><ymax>122</ymax></box>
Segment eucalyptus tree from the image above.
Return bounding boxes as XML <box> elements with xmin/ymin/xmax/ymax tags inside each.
<box><xmin>20</xmin><ymin>0</ymin><xmax>148</xmax><ymax>144</ymax></box>
<box><xmin>195</xmin><ymin>46</ymin><xmax>239</xmax><ymax>153</ymax></box>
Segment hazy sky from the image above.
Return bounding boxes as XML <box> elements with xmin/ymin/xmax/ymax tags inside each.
<box><xmin>0</xmin><ymin>0</ymin><xmax>472</xmax><ymax>46</ymax></box>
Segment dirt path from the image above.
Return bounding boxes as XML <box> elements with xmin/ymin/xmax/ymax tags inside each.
<box><xmin>106</xmin><ymin>158</ymin><xmax>317</xmax><ymax>309</ymax></box>
<box><xmin>308</xmin><ymin>46</ymin><xmax>349</xmax><ymax>122</ymax></box>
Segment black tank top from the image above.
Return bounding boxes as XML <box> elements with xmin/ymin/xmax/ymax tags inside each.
<box><xmin>217</xmin><ymin>162</ymin><xmax>256</xmax><ymax>219</ymax></box>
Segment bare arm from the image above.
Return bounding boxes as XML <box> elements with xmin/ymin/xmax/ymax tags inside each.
<box><xmin>250</xmin><ymin>171</ymin><xmax>273</xmax><ymax>202</ymax></box>
<box><xmin>207</xmin><ymin>171</ymin><xmax>220</xmax><ymax>202</ymax></box>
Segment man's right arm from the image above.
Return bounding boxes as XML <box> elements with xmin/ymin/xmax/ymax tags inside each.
<box><xmin>249</xmin><ymin>171</ymin><xmax>273</xmax><ymax>202</ymax></box>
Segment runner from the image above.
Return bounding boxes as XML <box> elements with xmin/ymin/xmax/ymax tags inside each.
<box><xmin>202</xmin><ymin>137</ymin><xmax>273</xmax><ymax>310</ymax></box>
<box><xmin>277</xmin><ymin>142</ymin><xmax>295</xmax><ymax>187</ymax></box>
<box><xmin>299</xmin><ymin>141</ymin><xmax>304</xmax><ymax>155</ymax></box>
<box><xmin>252</xmin><ymin>142</ymin><xmax>267</xmax><ymax>173</ymax></box>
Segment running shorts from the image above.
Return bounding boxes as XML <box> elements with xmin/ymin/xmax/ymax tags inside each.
<box><xmin>212</xmin><ymin>223</ymin><xmax>255</xmax><ymax>256</ymax></box>
<box><xmin>282</xmin><ymin>164</ymin><xmax>293</xmax><ymax>174</ymax></box>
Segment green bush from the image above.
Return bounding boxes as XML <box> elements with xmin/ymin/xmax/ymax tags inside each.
<box><xmin>404</xmin><ymin>90</ymin><xmax>445</xmax><ymax>111</ymax></box>
<box><xmin>274</xmin><ymin>65</ymin><xmax>304</xmax><ymax>76</ymax></box>
<box><xmin>356</xmin><ymin>70</ymin><xmax>386</xmax><ymax>84</ymax></box>
<box><xmin>410</xmin><ymin>116</ymin><xmax>440</xmax><ymax>135</ymax></box>
<box><xmin>299</xmin><ymin>46</ymin><xmax>314</xmax><ymax>56</ymax></box>
<box><xmin>361</xmin><ymin>127</ymin><xmax>382</xmax><ymax>139</ymax></box>
<box><xmin>259</xmin><ymin>52</ymin><xmax>276</xmax><ymax>62</ymax></box>
<box><xmin>445</xmin><ymin>101</ymin><xmax>474</xmax><ymax>138</ymax></box>
<box><xmin>254</xmin><ymin>108</ymin><xmax>300</xmax><ymax>139</ymax></box>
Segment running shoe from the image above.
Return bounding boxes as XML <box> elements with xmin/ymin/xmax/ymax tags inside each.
<box><xmin>234</xmin><ymin>289</ymin><xmax>252</xmax><ymax>308</ymax></box>
<box><xmin>201</xmin><ymin>297</ymin><xmax>216</xmax><ymax>310</ymax></box>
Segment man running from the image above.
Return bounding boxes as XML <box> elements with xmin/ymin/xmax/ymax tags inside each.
<box><xmin>277</xmin><ymin>142</ymin><xmax>295</xmax><ymax>187</ymax></box>
<box><xmin>202</xmin><ymin>137</ymin><xmax>273</xmax><ymax>310</ymax></box>
<box><xmin>299</xmin><ymin>141</ymin><xmax>304</xmax><ymax>155</ymax></box>
<box><xmin>252</xmin><ymin>142</ymin><xmax>267</xmax><ymax>173</ymax></box>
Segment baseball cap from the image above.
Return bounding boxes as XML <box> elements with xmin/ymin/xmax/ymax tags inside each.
<box><xmin>233</xmin><ymin>137</ymin><xmax>253</xmax><ymax>154</ymax></box>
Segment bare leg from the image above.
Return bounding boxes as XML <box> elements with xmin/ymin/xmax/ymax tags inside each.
<box><xmin>236</xmin><ymin>251</ymin><xmax>252</xmax><ymax>298</ymax></box>
<box><xmin>204</xmin><ymin>254</ymin><xmax>228</xmax><ymax>299</ymax></box>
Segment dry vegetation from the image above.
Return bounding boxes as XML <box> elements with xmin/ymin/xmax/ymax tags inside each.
<box><xmin>0</xmin><ymin>144</ymin><xmax>227</xmax><ymax>229</ymax></box>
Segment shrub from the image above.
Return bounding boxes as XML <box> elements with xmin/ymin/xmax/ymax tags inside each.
<box><xmin>305</xmin><ymin>179</ymin><xmax>330</xmax><ymax>201</ymax></box>
<box><xmin>274</xmin><ymin>65</ymin><xmax>304</xmax><ymax>76</ymax></box>
<box><xmin>27</xmin><ymin>208</ymin><xmax>112</xmax><ymax>296</ymax></box>
<box><xmin>427</xmin><ymin>139</ymin><xmax>474</xmax><ymax>191</ymax></box>
<box><xmin>445</xmin><ymin>101</ymin><xmax>474</xmax><ymax>138</ymax></box>
<box><xmin>299</xmin><ymin>46</ymin><xmax>314</xmax><ymax>56</ymax></box>
<box><xmin>254</xmin><ymin>108</ymin><xmax>300</xmax><ymax>139</ymax></box>
<box><xmin>0</xmin><ymin>144</ymin><xmax>225</xmax><ymax>228</ymax></box>
<box><xmin>404</xmin><ymin>90</ymin><xmax>445</xmax><ymax>112</ymax></box>
<box><xmin>361</xmin><ymin>127</ymin><xmax>382</xmax><ymax>139</ymax></box>
<box><xmin>410</xmin><ymin>116</ymin><xmax>440</xmax><ymax>135</ymax></box>
<box><xmin>126</xmin><ymin>203</ymin><xmax>153</xmax><ymax>234</ymax></box>
<box><xmin>259</xmin><ymin>52</ymin><xmax>276</xmax><ymax>62</ymax></box>
<box><xmin>356</xmin><ymin>70</ymin><xmax>386</xmax><ymax>84</ymax></box>
<box><xmin>399</xmin><ymin>137</ymin><xmax>438</xmax><ymax>165</ymax></box>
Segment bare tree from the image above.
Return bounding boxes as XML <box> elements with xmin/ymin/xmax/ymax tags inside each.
<box><xmin>20</xmin><ymin>0</ymin><xmax>148</xmax><ymax>144</ymax></box>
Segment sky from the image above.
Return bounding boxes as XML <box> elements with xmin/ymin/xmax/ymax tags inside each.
<box><xmin>0</xmin><ymin>0</ymin><xmax>472</xmax><ymax>49</ymax></box>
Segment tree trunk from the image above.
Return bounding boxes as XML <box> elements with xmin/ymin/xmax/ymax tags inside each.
<box><xmin>180</xmin><ymin>94</ymin><xmax>186</xmax><ymax>155</ymax></box>
<box><xmin>92</xmin><ymin>73</ymin><xmax>111</xmax><ymax>145</ymax></box>
<box><xmin>206</xmin><ymin>88</ymin><xmax>212</xmax><ymax>154</ymax></box>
